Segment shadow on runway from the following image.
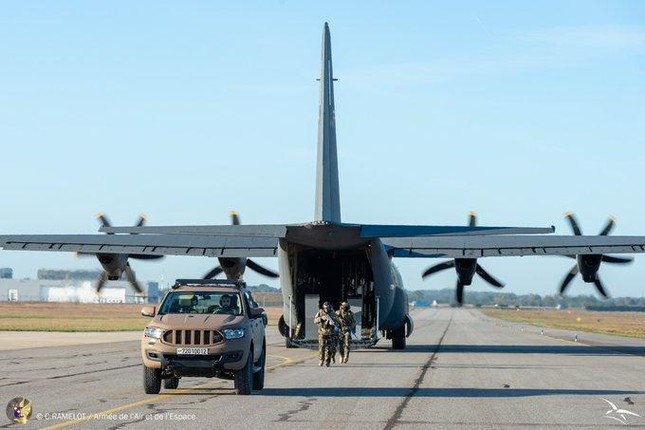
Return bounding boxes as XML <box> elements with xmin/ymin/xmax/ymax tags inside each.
<box><xmin>392</xmin><ymin>344</ymin><xmax>645</xmax><ymax>356</ymax></box>
<box><xmin>259</xmin><ymin>387</ymin><xmax>645</xmax><ymax>398</ymax></box>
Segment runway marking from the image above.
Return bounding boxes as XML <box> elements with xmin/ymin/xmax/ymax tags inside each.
<box><xmin>494</xmin><ymin>317</ymin><xmax>645</xmax><ymax>360</ymax></box>
<box><xmin>384</xmin><ymin>311</ymin><xmax>453</xmax><ymax>430</ymax></box>
<box><xmin>41</xmin><ymin>351</ymin><xmax>319</xmax><ymax>429</ymax></box>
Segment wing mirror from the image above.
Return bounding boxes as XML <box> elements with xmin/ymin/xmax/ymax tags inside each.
<box><xmin>250</xmin><ymin>307</ymin><xmax>268</xmax><ymax>326</ymax></box>
<box><xmin>141</xmin><ymin>306</ymin><xmax>156</xmax><ymax>317</ymax></box>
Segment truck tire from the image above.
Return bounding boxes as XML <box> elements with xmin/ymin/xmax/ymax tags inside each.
<box><xmin>143</xmin><ymin>366</ymin><xmax>162</xmax><ymax>394</ymax></box>
<box><xmin>252</xmin><ymin>344</ymin><xmax>266</xmax><ymax>391</ymax></box>
<box><xmin>164</xmin><ymin>377</ymin><xmax>179</xmax><ymax>389</ymax></box>
<box><xmin>234</xmin><ymin>349</ymin><xmax>253</xmax><ymax>395</ymax></box>
<box><xmin>285</xmin><ymin>337</ymin><xmax>294</xmax><ymax>348</ymax></box>
<box><xmin>391</xmin><ymin>325</ymin><xmax>406</xmax><ymax>350</ymax></box>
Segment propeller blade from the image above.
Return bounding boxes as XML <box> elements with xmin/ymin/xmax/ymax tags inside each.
<box><xmin>422</xmin><ymin>260</ymin><xmax>456</xmax><ymax>279</ymax></box>
<box><xmin>129</xmin><ymin>254</ymin><xmax>164</xmax><ymax>260</ymax></box>
<box><xmin>246</xmin><ymin>259</ymin><xmax>279</xmax><ymax>278</ymax></box>
<box><xmin>125</xmin><ymin>263</ymin><xmax>143</xmax><ymax>294</ymax></box>
<box><xmin>602</xmin><ymin>255</ymin><xmax>633</xmax><ymax>264</ymax></box>
<box><xmin>559</xmin><ymin>264</ymin><xmax>579</xmax><ymax>295</ymax></box>
<box><xmin>96</xmin><ymin>272</ymin><xmax>108</xmax><ymax>293</ymax></box>
<box><xmin>564</xmin><ymin>212</ymin><xmax>582</xmax><ymax>236</ymax></box>
<box><xmin>135</xmin><ymin>214</ymin><xmax>147</xmax><ymax>227</ymax></box>
<box><xmin>468</xmin><ymin>212</ymin><xmax>477</xmax><ymax>227</ymax></box>
<box><xmin>97</xmin><ymin>213</ymin><xmax>114</xmax><ymax>235</ymax></box>
<box><xmin>599</xmin><ymin>216</ymin><xmax>616</xmax><ymax>236</ymax></box>
<box><xmin>593</xmin><ymin>277</ymin><xmax>609</xmax><ymax>298</ymax></box>
<box><xmin>203</xmin><ymin>266</ymin><xmax>224</xmax><ymax>279</ymax></box>
<box><xmin>475</xmin><ymin>264</ymin><xmax>504</xmax><ymax>288</ymax></box>
<box><xmin>456</xmin><ymin>281</ymin><xmax>464</xmax><ymax>306</ymax></box>
<box><xmin>230</xmin><ymin>211</ymin><xmax>240</xmax><ymax>225</ymax></box>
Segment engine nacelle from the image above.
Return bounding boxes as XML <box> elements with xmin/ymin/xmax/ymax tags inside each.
<box><xmin>455</xmin><ymin>258</ymin><xmax>477</xmax><ymax>286</ymax></box>
<box><xmin>96</xmin><ymin>253</ymin><xmax>128</xmax><ymax>280</ymax></box>
<box><xmin>218</xmin><ymin>257</ymin><xmax>246</xmax><ymax>280</ymax></box>
<box><xmin>577</xmin><ymin>254</ymin><xmax>602</xmax><ymax>283</ymax></box>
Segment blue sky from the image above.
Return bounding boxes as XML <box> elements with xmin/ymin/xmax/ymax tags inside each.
<box><xmin>2</xmin><ymin>1</ymin><xmax>645</xmax><ymax>297</ymax></box>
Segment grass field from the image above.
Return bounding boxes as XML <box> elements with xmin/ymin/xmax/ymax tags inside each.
<box><xmin>0</xmin><ymin>302</ymin><xmax>283</xmax><ymax>332</ymax></box>
<box><xmin>481</xmin><ymin>308</ymin><xmax>645</xmax><ymax>339</ymax></box>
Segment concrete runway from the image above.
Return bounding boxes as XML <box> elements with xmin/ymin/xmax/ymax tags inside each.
<box><xmin>1</xmin><ymin>308</ymin><xmax>644</xmax><ymax>429</ymax></box>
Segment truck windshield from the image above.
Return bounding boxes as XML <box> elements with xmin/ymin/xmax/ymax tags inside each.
<box><xmin>158</xmin><ymin>292</ymin><xmax>243</xmax><ymax>316</ymax></box>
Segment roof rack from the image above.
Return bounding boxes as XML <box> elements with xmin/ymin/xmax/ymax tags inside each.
<box><xmin>171</xmin><ymin>279</ymin><xmax>247</xmax><ymax>290</ymax></box>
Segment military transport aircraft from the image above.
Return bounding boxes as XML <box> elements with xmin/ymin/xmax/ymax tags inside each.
<box><xmin>2</xmin><ymin>23</ymin><xmax>645</xmax><ymax>350</ymax></box>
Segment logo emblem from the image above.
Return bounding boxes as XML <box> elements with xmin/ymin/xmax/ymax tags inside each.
<box><xmin>603</xmin><ymin>399</ymin><xmax>641</xmax><ymax>425</ymax></box>
<box><xmin>5</xmin><ymin>397</ymin><xmax>32</xmax><ymax>424</ymax></box>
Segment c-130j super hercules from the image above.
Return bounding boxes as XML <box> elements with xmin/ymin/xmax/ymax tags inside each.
<box><xmin>3</xmin><ymin>23</ymin><xmax>645</xmax><ymax>349</ymax></box>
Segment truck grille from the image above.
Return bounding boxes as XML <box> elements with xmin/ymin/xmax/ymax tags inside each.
<box><xmin>163</xmin><ymin>330</ymin><xmax>224</xmax><ymax>345</ymax></box>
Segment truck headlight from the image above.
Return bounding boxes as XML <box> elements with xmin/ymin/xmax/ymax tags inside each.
<box><xmin>144</xmin><ymin>326</ymin><xmax>164</xmax><ymax>339</ymax></box>
<box><xmin>223</xmin><ymin>328</ymin><xmax>245</xmax><ymax>340</ymax></box>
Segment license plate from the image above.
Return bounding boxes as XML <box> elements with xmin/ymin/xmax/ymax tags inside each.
<box><xmin>176</xmin><ymin>347</ymin><xmax>208</xmax><ymax>355</ymax></box>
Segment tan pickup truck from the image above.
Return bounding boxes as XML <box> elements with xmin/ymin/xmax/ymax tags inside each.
<box><xmin>140</xmin><ymin>279</ymin><xmax>267</xmax><ymax>395</ymax></box>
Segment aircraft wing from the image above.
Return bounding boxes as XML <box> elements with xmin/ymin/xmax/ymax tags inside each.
<box><xmin>383</xmin><ymin>235</ymin><xmax>645</xmax><ymax>258</ymax></box>
<box><xmin>0</xmin><ymin>234</ymin><xmax>279</xmax><ymax>258</ymax></box>
<box><xmin>98</xmin><ymin>224</ymin><xmax>288</xmax><ymax>237</ymax></box>
<box><xmin>357</xmin><ymin>224</ymin><xmax>554</xmax><ymax>237</ymax></box>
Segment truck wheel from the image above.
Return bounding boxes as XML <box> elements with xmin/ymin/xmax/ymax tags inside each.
<box><xmin>234</xmin><ymin>349</ymin><xmax>253</xmax><ymax>395</ymax></box>
<box><xmin>391</xmin><ymin>325</ymin><xmax>406</xmax><ymax>350</ymax></box>
<box><xmin>252</xmin><ymin>345</ymin><xmax>266</xmax><ymax>391</ymax></box>
<box><xmin>143</xmin><ymin>366</ymin><xmax>162</xmax><ymax>394</ymax></box>
<box><xmin>285</xmin><ymin>337</ymin><xmax>294</xmax><ymax>348</ymax></box>
<box><xmin>164</xmin><ymin>377</ymin><xmax>179</xmax><ymax>389</ymax></box>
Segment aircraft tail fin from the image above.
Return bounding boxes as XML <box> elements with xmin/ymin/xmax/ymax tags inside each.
<box><xmin>314</xmin><ymin>22</ymin><xmax>341</xmax><ymax>223</ymax></box>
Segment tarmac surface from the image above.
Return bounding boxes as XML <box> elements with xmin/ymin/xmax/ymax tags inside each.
<box><xmin>1</xmin><ymin>308</ymin><xmax>644</xmax><ymax>429</ymax></box>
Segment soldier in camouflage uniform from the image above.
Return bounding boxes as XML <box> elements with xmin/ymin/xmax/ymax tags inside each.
<box><xmin>329</xmin><ymin>305</ymin><xmax>341</xmax><ymax>363</ymax></box>
<box><xmin>313</xmin><ymin>302</ymin><xmax>337</xmax><ymax>367</ymax></box>
<box><xmin>336</xmin><ymin>301</ymin><xmax>357</xmax><ymax>363</ymax></box>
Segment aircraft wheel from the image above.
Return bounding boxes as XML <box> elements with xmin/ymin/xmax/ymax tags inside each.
<box><xmin>391</xmin><ymin>325</ymin><xmax>406</xmax><ymax>350</ymax></box>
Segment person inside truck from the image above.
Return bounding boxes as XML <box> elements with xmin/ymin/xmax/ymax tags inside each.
<box><xmin>168</xmin><ymin>297</ymin><xmax>194</xmax><ymax>314</ymax></box>
<box><xmin>211</xmin><ymin>294</ymin><xmax>240</xmax><ymax>315</ymax></box>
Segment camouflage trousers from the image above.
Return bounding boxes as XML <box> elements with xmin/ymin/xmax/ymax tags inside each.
<box><xmin>339</xmin><ymin>331</ymin><xmax>351</xmax><ymax>360</ymax></box>
<box><xmin>330</xmin><ymin>332</ymin><xmax>340</xmax><ymax>362</ymax></box>
<box><xmin>318</xmin><ymin>334</ymin><xmax>332</xmax><ymax>365</ymax></box>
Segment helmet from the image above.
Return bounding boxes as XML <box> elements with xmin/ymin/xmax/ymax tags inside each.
<box><xmin>322</xmin><ymin>301</ymin><xmax>330</xmax><ymax>310</ymax></box>
<box><xmin>340</xmin><ymin>301</ymin><xmax>349</xmax><ymax>310</ymax></box>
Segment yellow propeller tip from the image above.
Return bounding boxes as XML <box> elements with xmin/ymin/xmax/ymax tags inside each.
<box><xmin>564</xmin><ymin>211</ymin><xmax>573</xmax><ymax>217</ymax></box>
<box><xmin>230</xmin><ymin>211</ymin><xmax>239</xmax><ymax>216</ymax></box>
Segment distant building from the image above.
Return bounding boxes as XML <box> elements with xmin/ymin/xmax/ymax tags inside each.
<box><xmin>147</xmin><ymin>282</ymin><xmax>160</xmax><ymax>304</ymax></box>
<box><xmin>37</xmin><ymin>269</ymin><xmax>103</xmax><ymax>281</ymax></box>
<box><xmin>0</xmin><ymin>268</ymin><xmax>13</xmax><ymax>279</ymax></box>
<box><xmin>0</xmin><ymin>274</ymin><xmax>146</xmax><ymax>304</ymax></box>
